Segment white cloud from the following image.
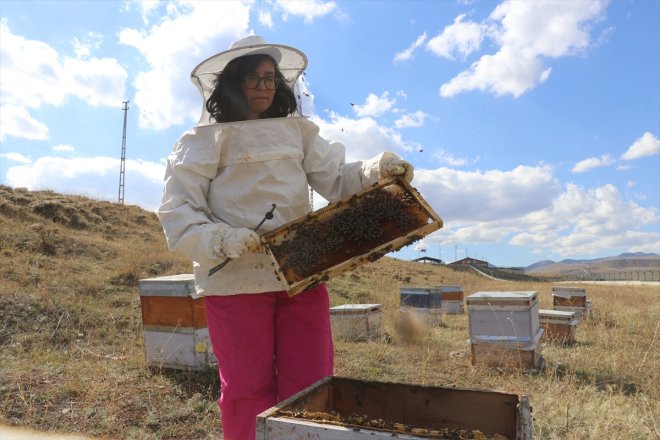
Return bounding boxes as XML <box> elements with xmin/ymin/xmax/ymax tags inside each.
<box><xmin>311</xmin><ymin>112</ymin><xmax>410</xmax><ymax>161</ymax></box>
<box><xmin>416</xmin><ymin>165</ymin><xmax>659</xmax><ymax>257</ymax></box>
<box><xmin>258</xmin><ymin>10</ymin><xmax>274</xmax><ymax>28</ymax></box>
<box><xmin>432</xmin><ymin>150</ymin><xmax>476</xmax><ymax>167</ymax></box>
<box><xmin>415</xmin><ymin>164</ymin><xmax>561</xmax><ymax>222</ymax></box>
<box><xmin>121</xmin><ymin>0</ymin><xmax>162</xmax><ymax>25</ymax></box>
<box><xmin>352</xmin><ymin>92</ymin><xmax>395</xmax><ymax>118</ymax></box>
<box><xmin>276</xmin><ymin>0</ymin><xmax>337</xmax><ymax>23</ymax></box>
<box><xmin>53</xmin><ymin>144</ymin><xmax>75</xmax><ymax>152</ymax></box>
<box><xmin>0</xmin><ymin>20</ymin><xmax>127</xmax><ymax>109</ymax></box>
<box><xmin>508</xmin><ymin>183</ymin><xmax>659</xmax><ymax>256</ymax></box>
<box><xmin>394</xmin><ymin>32</ymin><xmax>427</xmax><ymax>62</ymax></box>
<box><xmin>426</xmin><ymin>14</ymin><xmax>485</xmax><ymax>60</ymax></box>
<box><xmin>0</xmin><ymin>152</ymin><xmax>32</xmax><ymax>164</ymax></box>
<box><xmin>394</xmin><ymin>111</ymin><xmax>428</xmax><ymax>129</ymax></box>
<box><xmin>571</xmin><ymin>154</ymin><xmax>615</xmax><ymax>173</ymax></box>
<box><xmin>72</xmin><ymin>32</ymin><xmax>103</xmax><ymax>59</ymax></box>
<box><xmin>621</xmin><ymin>132</ymin><xmax>660</xmax><ymax>160</ymax></box>
<box><xmin>118</xmin><ymin>2</ymin><xmax>251</xmax><ymax>130</ymax></box>
<box><xmin>440</xmin><ymin>0</ymin><xmax>607</xmax><ymax>97</ymax></box>
<box><xmin>5</xmin><ymin>156</ymin><xmax>165</xmax><ymax>210</ymax></box>
<box><xmin>0</xmin><ymin>104</ymin><xmax>49</xmax><ymax>141</ymax></box>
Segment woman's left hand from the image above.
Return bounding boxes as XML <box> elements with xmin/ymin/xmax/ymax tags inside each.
<box><xmin>384</xmin><ymin>158</ymin><xmax>414</xmax><ymax>183</ymax></box>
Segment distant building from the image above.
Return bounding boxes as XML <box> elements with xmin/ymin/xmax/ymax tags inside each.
<box><xmin>449</xmin><ymin>257</ymin><xmax>489</xmax><ymax>268</ymax></box>
<box><xmin>413</xmin><ymin>256</ymin><xmax>443</xmax><ymax>265</ymax></box>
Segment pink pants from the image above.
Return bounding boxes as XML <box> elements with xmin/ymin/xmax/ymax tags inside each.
<box><xmin>204</xmin><ymin>284</ymin><xmax>334</xmax><ymax>440</ymax></box>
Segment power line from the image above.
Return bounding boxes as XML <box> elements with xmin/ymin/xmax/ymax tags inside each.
<box><xmin>118</xmin><ymin>100</ymin><xmax>129</xmax><ymax>204</ymax></box>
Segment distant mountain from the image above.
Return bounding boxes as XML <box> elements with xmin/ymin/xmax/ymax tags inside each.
<box><xmin>524</xmin><ymin>260</ymin><xmax>556</xmax><ymax>271</ymax></box>
<box><xmin>526</xmin><ymin>253</ymin><xmax>660</xmax><ymax>274</ymax></box>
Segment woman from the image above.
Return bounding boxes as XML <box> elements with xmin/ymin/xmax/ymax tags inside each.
<box><xmin>157</xmin><ymin>35</ymin><xmax>413</xmax><ymax>440</ymax></box>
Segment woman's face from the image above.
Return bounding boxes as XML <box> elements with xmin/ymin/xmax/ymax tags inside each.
<box><xmin>242</xmin><ymin>59</ymin><xmax>277</xmax><ymax>120</ymax></box>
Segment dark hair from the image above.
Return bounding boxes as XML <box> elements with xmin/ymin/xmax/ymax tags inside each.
<box><xmin>205</xmin><ymin>54</ymin><xmax>299</xmax><ymax>123</ymax></box>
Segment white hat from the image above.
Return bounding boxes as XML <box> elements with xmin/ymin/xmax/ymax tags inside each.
<box><xmin>191</xmin><ymin>35</ymin><xmax>308</xmax><ymax>102</ymax></box>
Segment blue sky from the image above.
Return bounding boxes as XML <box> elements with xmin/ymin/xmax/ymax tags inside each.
<box><xmin>1</xmin><ymin>0</ymin><xmax>658</xmax><ymax>267</ymax></box>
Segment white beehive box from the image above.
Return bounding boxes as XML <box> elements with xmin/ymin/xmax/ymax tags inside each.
<box><xmin>400</xmin><ymin>286</ymin><xmax>443</xmax><ymax>325</ymax></box>
<box><xmin>539</xmin><ymin>309</ymin><xmax>578</xmax><ymax>345</ymax></box>
<box><xmin>330</xmin><ymin>304</ymin><xmax>383</xmax><ymax>341</ymax></box>
<box><xmin>138</xmin><ymin>274</ymin><xmax>216</xmax><ymax>370</ymax></box>
<box><xmin>436</xmin><ymin>285</ymin><xmax>465</xmax><ymax>314</ymax></box>
<box><xmin>470</xmin><ymin>329</ymin><xmax>544</xmax><ymax>372</ymax></box>
<box><xmin>585</xmin><ymin>298</ymin><xmax>593</xmax><ymax>317</ymax></box>
<box><xmin>466</xmin><ymin>291</ymin><xmax>539</xmax><ymax>341</ymax></box>
<box><xmin>257</xmin><ymin>376</ymin><xmax>533</xmax><ymax>439</ymax></box>
<box><xmin>552</xmin><ymin>286</ymin><xmax>587</xmax><ymax>307</ymax></box>
<box><xmin>400</xmin><ymin>286</ymin><xmax>442</xmax><ymax>309</ymax></box>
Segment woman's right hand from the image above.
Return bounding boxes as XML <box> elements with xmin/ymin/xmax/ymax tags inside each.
<box><xmin>221</xmin><ymin>227</ymin><xmax>262</xmax><ymax>258</ymax></box>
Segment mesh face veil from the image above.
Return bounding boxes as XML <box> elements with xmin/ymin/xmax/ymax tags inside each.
<box><xmin>191</xmin><ymin>35</ymin><xmax>308</xmax><ymax>125</ymax></box>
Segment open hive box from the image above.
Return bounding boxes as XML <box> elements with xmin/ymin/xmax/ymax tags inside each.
<box><xmin>257</xmin><ymin>376</ymin><xmax>532</xmax><ymax>439</ymax></box>
<box><xmin>263</xmin><ymin>178</ymin><xmax>443</xmax><ymax>296</ymax></box>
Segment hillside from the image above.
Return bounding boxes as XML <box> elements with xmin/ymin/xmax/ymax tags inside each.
<box><xmin>526</xmin><ymin>253</ymin><xmax>660</xmax><ymax>276</ymax></box>
<box><xmin>0</xmin><ymin>186</ymin><xmax>658</xmax><ymax>439</ymax></box>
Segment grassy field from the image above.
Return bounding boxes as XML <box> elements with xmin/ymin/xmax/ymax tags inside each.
<box><xmin>0</xmin><ymin>185</ymin><xmax>658</xmax><ymax>439</ymax></box>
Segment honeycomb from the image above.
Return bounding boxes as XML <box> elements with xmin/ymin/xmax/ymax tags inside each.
<box><xmin>276</xmin><ymin>410</ymin><xmax>510</xmax><ymax>439</ymax></box>
<box><xmin>265</xmin><ymin>179</ymin><xmax>433</xmax><ymax>283</ymax></box>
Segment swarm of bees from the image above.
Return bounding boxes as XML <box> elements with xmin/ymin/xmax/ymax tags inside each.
<box><xmin>277</xmin><ymin>409</ymin><xmax>510</xmax><ymax>439</ymax></box>
<box><xmin>267</xmin><ymin>183</ymin><xmax>428</xmax><ymax>282</ymax></box>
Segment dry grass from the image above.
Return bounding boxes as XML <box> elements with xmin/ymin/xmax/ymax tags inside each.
<box><xmin>1</xmin><ymin>185</ymin><xmax>658</xmax><ymax>439</ymax></box>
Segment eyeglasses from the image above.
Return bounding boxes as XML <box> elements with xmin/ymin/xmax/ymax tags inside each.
<box><xmin>243</xmin><ymin>74</ymin><xmax>279</xmax><ymax>90</ymax></box>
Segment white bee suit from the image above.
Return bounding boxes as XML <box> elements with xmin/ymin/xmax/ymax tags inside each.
<box><xmin>158</xmin><ymin>116</ymin><xmax>398</xmax><ymax>296</ymax></box>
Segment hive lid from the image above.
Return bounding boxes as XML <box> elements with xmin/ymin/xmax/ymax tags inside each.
<box><xmin>330</xmin><ymin>304</ymin><xmax>381</xmax><ymax>315</ymax></box>
<box><xmin>435</xmin><ymin>285</ymin><xmax>464</xmax><ymax>292</ymax></box>
<box><xmin>400</xmin><ymin>287</ymin><xmax>430</xmax><ymax>294</ymax></box>
<box><xmin>469</xmin><ymin>328</ymin><xmax>544</xmax><ymax>347</ymax></box>
<box><xmin>539</xmin><ymin>309</ymin><xmax>576</xmax><ymax>318</ymax></box>
<box><xmin>138</xmin><ymin>274</ymin><xmax>197</xmax><ymax>297</ymax></box>
<box><xmin>467</xmin><ymin>291</ymin><xmax>537</xmax><ymax>303</ymax></box>
<box><xmin>552</xmin><ymin>286</ymin><xmax>587</xmax><ymax>295</ymax></box>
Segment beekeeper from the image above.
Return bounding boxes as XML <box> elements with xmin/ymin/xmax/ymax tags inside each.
<box><xmin>157</xmin><ymin>35</ymin><xmax>414</xmax><ymax>440</ymax></box>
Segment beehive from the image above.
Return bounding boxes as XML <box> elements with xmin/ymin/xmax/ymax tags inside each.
<box><xmin>466</xmin><ymin>291</ymin><xmax>539</xmax><ymax>341</ymax></box>
<box><xmin>467</xmin><ymin>291</ymin><xmax>542</xmax><ymax>371</ymax></box>
<box><xmin>256</xmin><ymin>376</ymin><xmax>533</xmax><ymax>439</ymax></box>
<box><xmin>330</xmin><ymin>304</ymin><xmax>383</xmax><ymax>342</ymax></box>
<box><xmin>539</xmin><ymin>309</ymin><xmax>578</xmax><ymax>345</ymax></box>
<box><xmin>138</xmin><ymin>274</ymin><xmax>216</xmax><ymax>370</ymax></box>
<box><xmin>585</xmin><ymin>298</ymin><xmax>593</xmax><ymax>317</ymax></box>
<box><xmin>437</xmin><ymin>284</ymin><xmax>465</xmax><ymax>314</ymax></box>
<box><xmin>400</xmin><ymin>286</ymin><xmax>442</xmax><ymax>308</ymax></box>
<box><xmin>552</xmin><ymin>286</ymin><xmax>588</xmax><ymax>321</ymax></box>
<box><xmin>400</xmin><ymin>287</ymin><xmax>443</xmax><ymax>326</ymax></box>
<box><xmin>470</xmin><ymin>330</ymin><xmax>544</xmax><ymax>371</ymax></box>
<box><xmin>263</xmin><ymin>178</ymin><xmax>443</xmax><ymax>296</ymax></box>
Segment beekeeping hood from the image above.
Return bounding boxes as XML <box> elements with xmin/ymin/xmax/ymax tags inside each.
<box><xmin>190</xmin><ymin>35</ymin><xmax>308</xmax><ymax>125</ymax></box>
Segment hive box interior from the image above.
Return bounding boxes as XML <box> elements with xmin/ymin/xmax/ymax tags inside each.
<box><xmin>257</xmin><ymin>376</ymin><xmax>531</xmax><ymax>439</ymax></box>
<box><xmin>263</xmin><ymin>178</ymin><xmax>442</xmax><ymax>296</ymax></box>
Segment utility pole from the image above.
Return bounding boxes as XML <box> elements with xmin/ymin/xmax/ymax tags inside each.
<box><xmin>118</xmin><ymin>100</ymin><xmax>129</xmax><ymax>204</ymax></box>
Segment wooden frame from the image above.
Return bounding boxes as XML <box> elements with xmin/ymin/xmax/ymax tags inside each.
<box><xmin>262</xmin><ymin>178</ymin><xmax>443</xmax><ymax>296</ymax></box>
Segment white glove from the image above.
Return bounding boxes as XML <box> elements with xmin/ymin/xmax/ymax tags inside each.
<box><xmin>380</xmin><ymin>153</ymin><xmax>414</xmax><ymax>183</ymax></box>
<box><xmin>220</xmin><ymin>227</ymin><xmax>262</xmax><ymax>259</ymax></box>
